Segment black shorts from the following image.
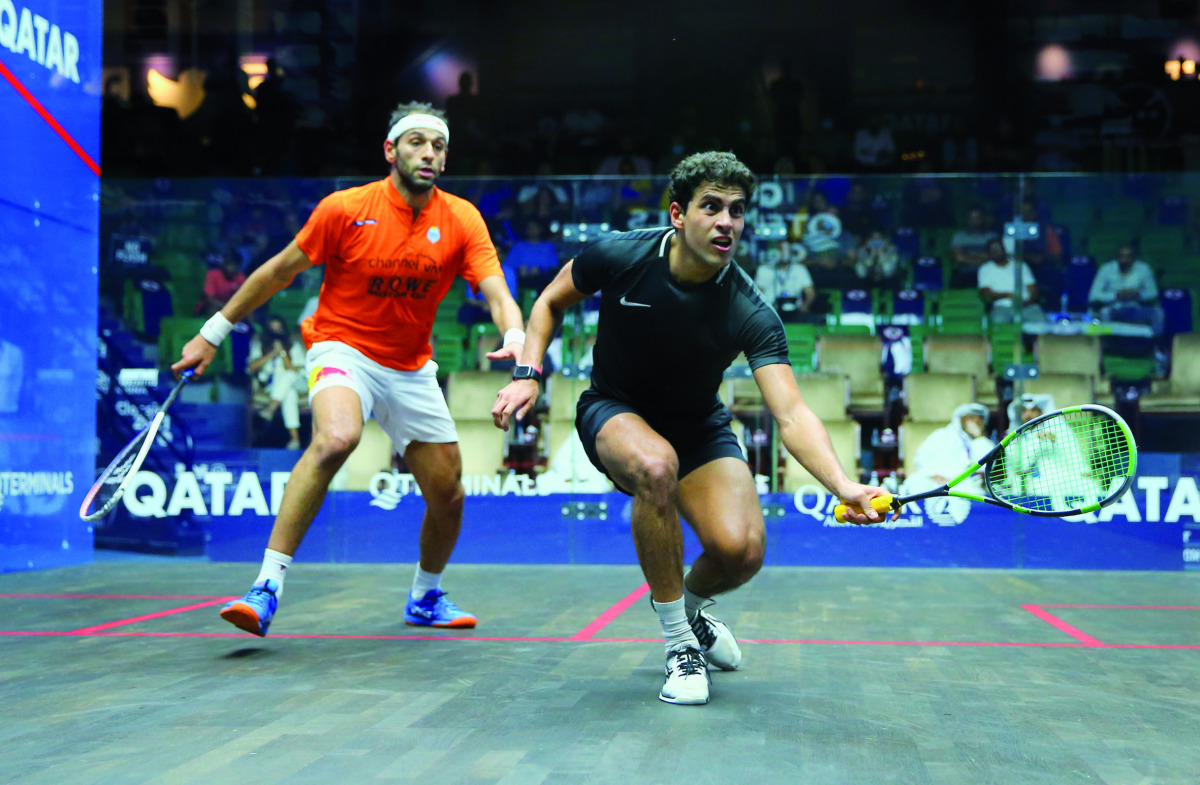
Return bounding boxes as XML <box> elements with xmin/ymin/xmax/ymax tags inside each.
<box><xmin>575</xmin><ymin>389</ymin><xmax>746</xmax><ymax>494</ymax></box>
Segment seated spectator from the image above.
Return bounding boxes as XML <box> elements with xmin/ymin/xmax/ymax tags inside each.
<box><xmin>853</xmin><ymin>116</ymin><xmax>895</xmax><ymax>172</ymax></box>
<box><xmin>459</xmin><ymin>251</ymin><xmax>519</xmax><ymax>327</ymax></box>
<box><xmin>978</xmin><ymin>238</ymin><xmax>1046</xmax><ymax>325</ymax></box>
<box><xmin>802</xmin><ymin>192</ymin><xmax>855</xmax><ymax>288</ymax></box>
<box><xmin>195</xmin><ymin>253</ymin><xmax>246</xmax><ymax>316</ymax></box>
<box><xmin>907</xmin><ymin>402</ymin><xmax>994</xmax><ymax>521</ymax></box>
<box><xmin>853</xmin><ymin>230</ymin><xmax>902</xmax><ymax>290</ymax></box>
<box><xmin>596</xmin><ymin>133</ymin><xmax>653</xmax><ymax>176</ymax></box>
<box><xmin>949</xmin><ymin>206</ymin><xmax>998</xmax><ymax>288</ymax></box>
<box><xmin>1001</xmin><ymin>394</ymin><xmax>1102</xmax><ymax>507</ymax></box>
<box><xmin>248</xmin><ymin>316</ymin><xmax>306</xmax><ymax>450</ymax></box>
<box><xmin>900</xmin><ymin>162</ymin><xmax>954</xmax><ymax>228</ymax></box>
<box><xmin>515</xmin><ymin>163</ymin><xmax>570</xmax><ymax>229</ymax></box>
<box><xmin>506</xmin><ymin>218</ymin><xmax>560</xmax><ymax>291</ymax></box>
<box><xmin>1087</xmin><ymin>245</ymin><xmax>1164</xmax><ymax>335</ymax></box>
<box><xmin>754</xmin><ymin>242</ymin><xmax>816</xmax><ymax>322</ymax></box>
<box><xmin>839</xmin><ymin>181</ymin><xmax>877</xmax><ymax>242</ymax></box>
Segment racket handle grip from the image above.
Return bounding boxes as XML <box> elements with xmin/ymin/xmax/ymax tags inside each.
<box><xmin>834</xmin><ymin>493</ymin><xmax>895</xmax><ymax>524</ymax></box>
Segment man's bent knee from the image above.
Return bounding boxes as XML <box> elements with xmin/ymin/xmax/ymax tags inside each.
<box><xmin>424</xmin><ymin>478</ymin><xmax>465</xmax><ymax>516</ymax></box>
<box><xmin>630</xmin><ymin>452</ymin><xmax>679</xmax><ymax>502</ymax></box>
<box><xmin>718</xmin><ymin>530</ymin><xmax>766</xmax><ymax>585</ymax></box>
<box><xmin>310</xmin><ymin>427</ymin><xmax>360</xmax><ymax>467</ymax></box>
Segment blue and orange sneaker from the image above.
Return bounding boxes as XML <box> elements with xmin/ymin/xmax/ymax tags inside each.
<box><xmin>404</xmin><ymin>588</ymin><xmax>477</xmax><ymax>628</ymax></box>
<box><xmin>220</xmin><ymin>579</ymin><xmax>279</xmax><ymax>637</ymax></box>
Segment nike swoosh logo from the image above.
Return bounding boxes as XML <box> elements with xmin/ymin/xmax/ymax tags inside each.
<box><xmin>620</xmin><ymin>295</ymin><xmax>651</xmax><ymax>308</ymax></box>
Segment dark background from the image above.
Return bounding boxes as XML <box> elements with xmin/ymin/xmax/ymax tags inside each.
<box><xmin>100</xmin><ymin>0</ymin><xmax>1200</xmax><ymax>177</ymax></box>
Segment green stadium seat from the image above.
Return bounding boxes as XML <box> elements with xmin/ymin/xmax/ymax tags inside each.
<box><xmin>157</xmin><ymin>316</ymin><xmax>231</xmax><ymax>378</ymax></box>
<box><xmin>784</xmin><ymin>323</ymin><xmax>817</xmax><ymax>373</ymax></box>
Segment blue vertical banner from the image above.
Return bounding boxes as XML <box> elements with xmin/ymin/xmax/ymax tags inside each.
<box><xmin>0</xmin><ymin>1</ymin><xmax>101</xmax><ymax>571</ymax></box>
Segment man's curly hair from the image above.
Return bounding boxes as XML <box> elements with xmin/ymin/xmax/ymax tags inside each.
<box><xmin>668</xmin><ymin>151</ymin><xmax>756</xmax><ymax>210</ymax></box>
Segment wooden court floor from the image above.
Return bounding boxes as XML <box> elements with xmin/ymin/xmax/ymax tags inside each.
<box><xmin>2</xmin><ymin>560</ymin><xmax>1198</xmax><ymax>785</ymax></box>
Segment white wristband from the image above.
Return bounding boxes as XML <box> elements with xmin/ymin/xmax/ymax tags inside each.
<box><xmin>199</xmin><ymin>312</ymin><xmax>234</xmax><ymax>346</ymax></box>
<box><xmin>503</xmin><ymin>328</ymin><xmax>526</xmax><ymax>347</ymax></box>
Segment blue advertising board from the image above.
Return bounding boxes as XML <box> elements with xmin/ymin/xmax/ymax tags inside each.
<box><xmin>0</xmin><ymin>1</ymin><xmax>101</xmax><ymax>572</ymax></box>
<box><xmin>108</xmin><ymin>448</ymin><xmax>1199</xmax><ymax>571</ymax></box>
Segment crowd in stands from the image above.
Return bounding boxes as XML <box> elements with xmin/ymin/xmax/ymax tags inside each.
<box><xmin>100</xmin><ymin>166</ymin><xmax>1197</xmax><ymax>456</ymax></box>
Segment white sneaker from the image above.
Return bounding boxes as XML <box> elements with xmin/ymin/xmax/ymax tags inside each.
<box><xmin>659</xmin><ymin>646</ymin><xmax>711</xmax><ymax>705</ymax></box>
<box><xmin>690</xmin><ymin>604</ymin><xmax>742</xmax><ymax>671</ymax></box>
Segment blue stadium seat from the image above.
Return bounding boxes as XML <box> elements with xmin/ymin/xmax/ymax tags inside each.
<box><xmin>892</xmin><ymin>226</ymin><xmax>920</xmax><ymax>259</ymax></box>
<box><xmin>891</xmin><ymin>289</ymin><xmax>925</xmax><ymax>324</ymax></box>
<box><xmin>841</xmin><ymin>288</ymin><xmax>873</xmax><ymax>325</ymax></box>
<box><xmin>1161</xmin><ymin>288</ymin><xmax>1193</xmax><ymax>339</ymax></box>
<box><xmin>1066</xmin><ymin>255</ymin><xmax>1096</xmax><ymax>311</ymax></box>
<box><xmin>138</xmin><ymin>280</ymin><xmax>174</xmax><ymax>337</ymax></box>
<box><xmin>912</xmin><ymin>256</ymin><xmax>943</xmax><ymax>291</ymax></box>
<box><xmin>1158</xmin><ymin>197</ymin><xmax>1186</xmax><ymax>225</ymax></box>
<box><xmin>1050</xmin><ymin>223</ymin><xmax>1071</xmax><ymax>260</ymax></box>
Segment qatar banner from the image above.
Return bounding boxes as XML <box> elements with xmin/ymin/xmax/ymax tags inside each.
<box><xmin>110</xmin><ymin>449</ymin><xmax>1199</xmax><ymax>571</ymax></box>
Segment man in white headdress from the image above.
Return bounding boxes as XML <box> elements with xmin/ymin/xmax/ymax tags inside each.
<box><xmin>908</xmin><ymin>402</ymin><xmax>994</xmax><ymax>522</ymax></box>
<box><xmin>1003</xmin><ymin>393</ymin><xmax>1101</xmax><ymax>509</ymax></box>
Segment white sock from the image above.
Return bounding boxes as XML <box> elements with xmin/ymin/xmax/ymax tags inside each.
<box><xmin>254</xmin><ymin>549</ymin><xmax>292</xmax><ymax>597</ymax></box>
<box><xmin>411</xmin><ymin>566</ymin><xmax>442</xmax><ymax>600</ymax></box>
<box><xmin>682</xmin><ymin>579</ymin><xmax>710</xmax><ymax>621</ymax></box>
<box><xmin>652</xmin><ymin>596</ymin><xmax>699</xmax><ymax>654</ymax></box>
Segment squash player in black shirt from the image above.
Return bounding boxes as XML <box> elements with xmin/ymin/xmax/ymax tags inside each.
<box><xmin>493</xmin><ymin>152</ymin><xmax>888</xmax><ymax>705</ymax></box>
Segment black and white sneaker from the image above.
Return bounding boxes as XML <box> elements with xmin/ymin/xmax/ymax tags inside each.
<box><xmin>690</xmin><ymin>602</ymin><xmax>742</xmax><ymax>671</ymax></box>
<box><xmin>659</xmin><ymin>646</ymin><xmax>711</xmax><ymax>705</ymax></box>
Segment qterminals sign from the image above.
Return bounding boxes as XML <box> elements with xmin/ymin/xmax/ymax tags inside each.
<box><xmin>0</xmin><ymin>0</ymin><xmax>99</xmax><ymax>572</ymax></box>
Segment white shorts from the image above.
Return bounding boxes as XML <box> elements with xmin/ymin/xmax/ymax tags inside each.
<box><xmin>306</xmin><ymin>341</ymin><xmax>458</xmax><ymax>455</ymax></box>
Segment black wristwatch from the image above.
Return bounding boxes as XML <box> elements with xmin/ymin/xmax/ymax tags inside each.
<box><xmin>511</xmin><ymin>365</ymin><xmax>543</xmax><ymax>382</ymax></box>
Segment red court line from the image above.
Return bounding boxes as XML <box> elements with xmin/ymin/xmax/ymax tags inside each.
<box><xmin>0</xmin><ymin>59</ymin><xmax>100</xmax><ymax>176</ymax></box>
<box><xmin>570</xmin><ymin>583</ymin><xmax>651</xmax><ymax>641</ymax></box>
<box><xmin>1041</xmin><ymin>609</ymin><xmax>1200</xmax><ymax>614</ymax></box>
<box><xmin>0</xmin><ymin>594</ymin><xmax>232</xmax><ymax>600</ymax></box>
<box><xmin>1022</xmin><ymin>604</ymin><xmax>1104</xmax><ymax>646</ymax></box>
<box><xmin>68</xmin><ymin>598</ymin><xmax>236</xmax><ymax>634</ymax></box>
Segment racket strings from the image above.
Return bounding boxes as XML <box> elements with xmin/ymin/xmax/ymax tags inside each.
<box><xmin>986</xmin><ymin>410</ymin><xmax>1132</xmax><ymax>513</ymax></box>
<box><xmin>86</xmin><ymin>430</ymin><xmax>149</xmax><ymax>511</ymax></box>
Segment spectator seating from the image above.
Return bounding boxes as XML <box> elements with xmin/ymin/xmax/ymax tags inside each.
<box><xmin>911</xmin><ymin>256</ymin><xmax>944</xmax><ymax>291</ymax></box>
<box><xmin>890</xmin><ymin>289</ymin><xmax>927</xmax><ymax>324</ymax></box>
<box><xmin>1139</xmin><ymin>333</ymin><xmax>1200</xmax><ymax>413</ymax></box>
<box><xmin>936</xmin><ymin>289</ymin><xmax>985</xmax><ymax>331</ymax></box>
<box><xmin>157</xmin><ymin>316</ymin><xmax>231</xmax><ymax>378</ymax></box>
<box><xmin>815</xmin><ymin>333</ymin><xmax>884</xmax><ymax>411</ymax></box>
<box><xmin>903</xmin><ymin>373</ymin><xmax>976</xmax><ymax>422</ymax></box>
<box><xmin>784</xmin><ymin>323</ymin><xmax>817</xmax><ymax>373</ymax></box>
<box><xmin>1161</xmin><ymin>288</ymin><xmax>1194</xmax><ymax>339</ymax></box>
<box><xmin>1064</xmin><ymin>255</ymin><xmax>1095</xmax><ymax>311</ymax></box>
<box><xmin>269</xmin><ymin>287</ymin><xmax>317</xmax><ymax>326</ymax></box>
<box><xmin>446</xmin><ymin>370</ymin><xmax>510</xmax><ymax>475</ymax></box>
<box><xmin>988</xmin><ymin>324</ymin><xmax>1025</xmax><ymax>377</ymax></box>
<box><xmin>892</xmin><ymin>226</ymin><xmax>920</xmax><ymax>259</ymax></box>
<box><xmin>924</xmin><ymin>333</ymin><xmax>996</xmax><ymax>407</ymax></box>
<box><xmin>1035</xmin><ymin>334</ymin><xmax>1101</xmax><ymax>378</ymax></box>
<box><xmin>1158</xmin><ymin>196</ymin><xmax>1186</xmax><ymax>225</ymax></box>
<box><xmin>782</xmin><ymin>379</ymin><xmax>858</xmax><ymax>491</ymax></box>
<box><xmin>1024</xmin><ymin>372</ymin><xmax>1095</xmax><ymax>410</ymax></box>
<box><xmin>789</xmin><ymin>373</ymin><xmax>850</xmax><ymax>420</ymax></box>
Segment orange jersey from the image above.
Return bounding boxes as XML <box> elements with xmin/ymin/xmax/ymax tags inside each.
<box><xmin>295</xmin><ymin>178</ymin><xmax>502</xmax><ymax>370</ymax></box>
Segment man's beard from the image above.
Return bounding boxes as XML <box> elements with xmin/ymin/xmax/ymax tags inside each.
<box><xmin>396</xmin><ymin>162</ymin><xmax>436</xmax><ymax>193</ymax></box>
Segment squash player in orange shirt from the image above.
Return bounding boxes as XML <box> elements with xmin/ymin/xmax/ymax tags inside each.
<box><xmin>173</xmin><ymin>102</ymin><xmax>525</xmax><ymax>635</ymax></box>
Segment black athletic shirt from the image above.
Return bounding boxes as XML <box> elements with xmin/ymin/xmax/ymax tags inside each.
<box><xmin>571</xmin><ymin>226</ymin><xmax>790</xmax><ymax>421</ymax></box>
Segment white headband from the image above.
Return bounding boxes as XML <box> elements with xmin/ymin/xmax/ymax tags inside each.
<box><xmin>387</xmin><ymin>113</ymin><xmax>449</xmax><ymax>145</ymax></box>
